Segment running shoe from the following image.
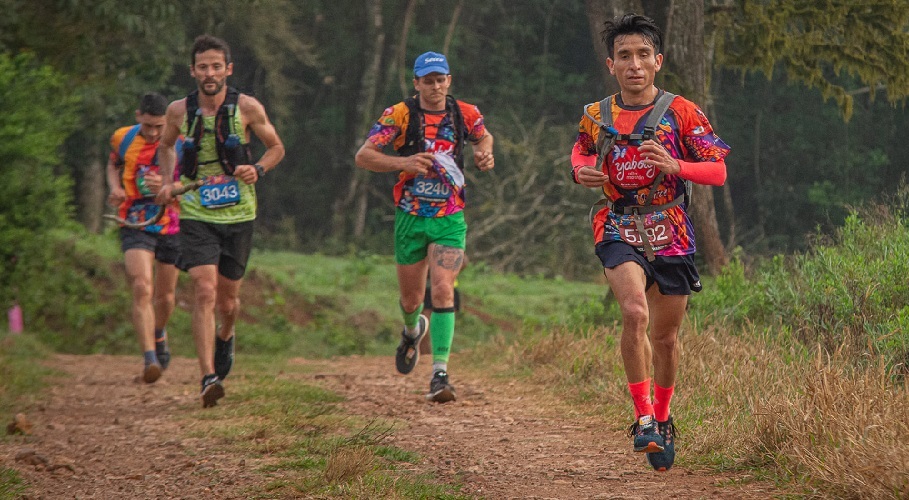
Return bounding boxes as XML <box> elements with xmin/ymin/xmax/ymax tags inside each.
<box><xmin>395</xmin><ymin>315</ymin><xmax>428</xmax><ymax>375</ymax></box>
<box><xmin>646</xmin><ymin>417</ymin><xmax>678</xmax><ymax>471</ymax></box>
<box><xmin>425</xmin><ymin>370</ymin><xmax>456</xmax><ymax>403</ymax></box>
<box><xmin>155</xmin><ymin>333</ymin><xmax>171</xmax><ymax>371</ymax></box>
<box><xmin>143</xmin><ymin>362</ymin><xmax>162</xmax><ymax>384</ymax></box>
<box><xmin>200</xmin><ymin>374</ymin><xmax>224</xmax><ymax>408</ymax></box>
<box><xmin>214</xmin><ymin>335</ymin><xmax>234</xmax><ymax>381</ymax></box>
<box><xmin>629</xmin><ymin>414</ymin><xmax>665</xmax><ymax>453</ymax></box>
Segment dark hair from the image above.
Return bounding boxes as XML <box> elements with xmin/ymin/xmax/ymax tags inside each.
<box><xmin>600</xmin><ymin>13</ymin><xmax>663</xmax><ymax>59</ymax></box>
<box><xmin>138</xmin><ymin>92</ymin><xmax>168</xmax><ymax>116</ymax></box>
<box><xmin>191</xmin><ymin>34</ymin><xmax>232</xmax><ymax>66</ymax></box>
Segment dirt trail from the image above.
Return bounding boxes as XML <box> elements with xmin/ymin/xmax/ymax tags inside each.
<box><xmin>1</xmin><ymin>354</ymin><xmax>778</xmax><ymax>499</ymax></box>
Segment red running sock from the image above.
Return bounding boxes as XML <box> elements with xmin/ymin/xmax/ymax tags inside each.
<box><xmin>627</xmin><ymin>379</ymin><xmax>654</xmax><ymax>419</ymax></box>
<box><xmin>653</xmin><ymin>384</ymin><xmax>675</xmax><ymax>422</ymax></box>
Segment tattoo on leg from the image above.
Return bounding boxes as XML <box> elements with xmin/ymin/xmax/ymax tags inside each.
<box><xmin>433</xmin><ymin>246</ymin><xmax>464</xmax><ymax>271</ymax></box>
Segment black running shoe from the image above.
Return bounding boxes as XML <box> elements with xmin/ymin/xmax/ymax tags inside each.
<box><xmin>214</xmin><ymin>335</ymin><xmax>234</xmax><ymax>381</ymax></box>
<box><xmin>629</xmin><ymin>415</ymin><xmax>665</xmax><ymax>453</ymax></box>
<box><xmin>425</xmin><ymin>370</ymin><xmax>457</xmax><ymax>403</ymax></box>
<box><xmin>395</xmin><ymin>315</ymin><xmax>428</xmax><ymax>375</ymax></box>
<box><xmin>647</xmin><ymin>417</ymin><xmax>678</xmax><ymax>471</ymax></box>
<box><xmin>200</xmin><ymin>374</ymin><xmax>224</xmax><ymax>408</ymax></box>
<box><xmin>155</xmin><ymin>333</ymin><xmax>171</xmax><ymax>371</ymax></box>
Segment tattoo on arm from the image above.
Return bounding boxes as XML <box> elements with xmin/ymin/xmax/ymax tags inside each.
<box><xmin>433</xmin><ymin>246</ymin><xmax>464</xmax><ymax>271</ymax></box>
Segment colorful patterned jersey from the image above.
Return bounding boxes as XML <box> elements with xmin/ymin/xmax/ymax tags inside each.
<box><xmin>109</xmin><ymin>125</ymin><xmax>183</xmax><ymax>234</ymax></box>
<box><xmin>178</xmin><ymin>108</ymin><xmax>258</xmax><ymax>224</ymax></box>
<box><xmin>366</xmin><ymin>99</ymin><xmax>486</xmax><ymax>217</ymax></box>
<box><xmin>573</xmin><ymin>91</ymin><xmax>730</xmax><ymax>255</ymax></box>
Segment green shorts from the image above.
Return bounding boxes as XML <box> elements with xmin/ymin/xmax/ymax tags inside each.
<box><xmin>394</xmin><ymin>209</ymin><xmax>467</xmax><ymax>265</ymax></box>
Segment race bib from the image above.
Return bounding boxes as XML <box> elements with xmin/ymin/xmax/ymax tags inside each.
<box><xmin>199</xmin><ymin>175</ymin><xmax>241</xmax><ymax>209</ymax></box>
<box><xmin>618</xmin><ymin>216</ymin><xmax>673</xmax><ymax>249</ymax></box>
<box><xmin>412</xmin><ymin>175</ymin><xmax>451</xmax><ymax>200</ymax></box>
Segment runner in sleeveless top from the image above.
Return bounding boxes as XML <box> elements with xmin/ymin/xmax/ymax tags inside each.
<box><xmin>355</xmin><ymin>51</ymin><xmax>494</xmax><ymax>403</ymax></box>
<box><xmin>156</xmin><ymin>35</ymin><xmax>285</xmax><ymax>408</ymax></box>
<box><xmin>571</xmin><ymin>14</ymin><xmax>730</xmax><ymax>471</ymax></box>
<box><xmin>106</xmin><ymin>92</ymin><xmax>182</xmax><ymax>384</ymax></box>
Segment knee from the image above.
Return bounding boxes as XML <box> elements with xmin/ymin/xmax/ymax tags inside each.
<box><xmin>130</xmin><ymin>277</ymin><xmax>153</xmax><ymax>304</ymax></box>
<box><xmin>620</xmin><ymin>299</ymin><xmax>649</xmax><ymax>332</ymax></box>
<box><xmin>652</xmin><ymin>330</ymin><xmax>679</xmax><ymax>353</ymax></box>
<box><xmin>217</xmin><ymin>294</ymin><xmax>240</xmax><ymax>317</ymax></box>
<box><xmin>194</xmin><ymin>282</ymin><xmax>217</xmax><ymax>309</ymax></box>
<box><xmin>154</xmin><ymin>288</ymin><xmax>176</xmax><ymax>309</ymax></box>
<box><xmin>430</xmin><ymin>284</ymin><xmax>454</xmax><ymax>309</ymax></box>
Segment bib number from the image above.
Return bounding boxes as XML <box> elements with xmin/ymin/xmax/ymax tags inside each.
<box><xmin>619</xmin><ymin>217</ymin><xmax>673</xmax><ymax>248</ymax></box>
<box><xmin>412</xmin><ymin>176</ymin><xmax>450</xmax><ymax>200</ymax></box>
<box><xmin>200</xmin><ymin>176</ymin><xmax>241</xmax><ymax>209</ymax></box>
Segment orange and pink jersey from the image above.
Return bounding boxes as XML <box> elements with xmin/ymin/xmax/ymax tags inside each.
<box><xmin>572</xmin><ymin>91</ymin><xmax>730</xmax><ymax>255</ymax></box>
<box><xmin>109</xmin><ymin>125</ymin><xmax>183</xmax><ymax>234</ymax></box>
<box><xmin>366</xmin><ymin>99</ymin><xmax>486</xmax><ymax>217</ymax></box>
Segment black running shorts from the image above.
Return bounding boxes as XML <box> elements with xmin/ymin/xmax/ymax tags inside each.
<box><xmin>595</xmin><ymin>240</ymin><xmax>702</xmax><ymax>296</ymax></box>
<box><xmin>177</xmin><ymin>219</ymin><xmax>254</xmax><ymax>280</ymax></box>
<box><xmin>119</xmin><ymin>227</ymin><xmax>181</xmax><ymax>265</ymax></box>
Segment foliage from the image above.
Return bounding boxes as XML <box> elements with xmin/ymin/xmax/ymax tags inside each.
<box><xmin>0</xmin><ymin>53</ymin><xmax>80</xmax><ymax>311</ymax></box>
<box><xmin>714</xmin><ymin>0</ymin><xmax>909</xmax><ymax>119</ymax></box>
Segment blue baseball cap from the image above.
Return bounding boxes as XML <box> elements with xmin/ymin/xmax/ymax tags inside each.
<box><xmin>414</xmin><ymin>51</ymin><xmax>450</xmax><ymax>77</ymax></box>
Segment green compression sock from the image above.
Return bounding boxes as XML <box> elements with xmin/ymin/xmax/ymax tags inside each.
<box><xmin>430</xmin><ymin>310</ymin><xmax>455</xmax><ymax>364</ymax></box>
<box><xmin>400</xmin><ymin>302</ymin><xmax>424</xmax><ymax>330</ymax></box>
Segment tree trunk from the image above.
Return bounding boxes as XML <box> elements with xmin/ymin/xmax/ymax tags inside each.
<box><xmin>442</xmin><ymin>0</ymin><xmax>465</xmax><ymax>55</ymax></box>
<box><xmin>75</xmin><ymin>150</ymin><xmax>105</xmax><ymax>234</ymax></box>
<box><xmin>664</xmin><ymin>0</ymin><xmax>728</xmax><ymax>273</ymax></box>
<box><xmin>332</xmin><ymin>0</ymin><xmax>385</xmax><ymax>239</ymax></box>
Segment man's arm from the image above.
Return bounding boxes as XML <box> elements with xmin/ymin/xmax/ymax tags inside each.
<box><xmin>471</xmin><ymin>132</ymin><xmax>494</xmax><ymax>171</ymax></box>
<box><xmin>155</xmin><ymin>100</ymin><xmax>186</xmax><ymax>204</ymax></box>
<box><xmin>105</xmin><ymin>149</ymin><xmax>126</xmax><ymax>207</ymax></box>
<box><xmin>232</xmin><ymin>95</ymin><xmax>285</xmax><ymax>185</ymax></box>
<box><xmin>354</xmin><ymin>140</ymin><xmax>433</xmax><ymax>175</ymax></box>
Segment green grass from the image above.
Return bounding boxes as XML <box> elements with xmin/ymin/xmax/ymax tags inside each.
<box><xmin>0</xmin><ymin>467</ymin><xmax>25</xmax><ymax>500</ymax></box>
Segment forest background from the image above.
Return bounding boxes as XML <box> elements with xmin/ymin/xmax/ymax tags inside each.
<box><xmin>2</xmin><ymin>0</ymin><xmax>909</xmax><ymax>286</ymax></box>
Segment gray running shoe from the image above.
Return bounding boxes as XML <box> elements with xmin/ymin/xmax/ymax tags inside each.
<box><xmin>395</xmin><ymin>315</ymin><xmax>428</xmax><ymax>375</ymax></box>
<box><xmin>425</xmin><ymin>370</ymin><xmax>456</xmax><ymax>403</ymax></box>
<box><xmin>629</xmin><ymin>415</ymin><xmax>665</xmax><ymax>453</ymax></box>
<box><xmin>200</xmin><ymin>375</ymin><xmax>224</xmax><ymax>408</ymax></box>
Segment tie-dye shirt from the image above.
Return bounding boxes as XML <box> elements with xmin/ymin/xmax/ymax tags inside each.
<box><xmin>572</xmin><ymin>91</ymin><xmax>730</xmax><ymax>255</ymax></box>
<box><xmin>365</xmin><ymin>99</ymin><xmax>486</xmax><ymax>217</ymax></box>
<box><xmin>109</xmin><ymin>125</ymin><xmax>183</xmax><ymax>235</ymax></box>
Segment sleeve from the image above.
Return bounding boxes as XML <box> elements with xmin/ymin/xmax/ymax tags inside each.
<box><xmin>109</xmin><ymin>130</ymin><xmax>124</xmax><ymax>167</ymax></box>
<box><xmin>570</xmin><ymin>106</ymin><xmax>600</xmax><ymax>183</ymax></box>
<box><xmin>365</xmin><ymin>104</ymin><xmax>406</xmax><ymax>149</ymax></box>
<box><xmin>673</xmin><ymin>100</ymin><xmax>730</xmax><ymax>163</ymax></box>
<box><xmin>459</xmin><ymin>102</ymin><xmax>487</xmax><ymax>143</ymax></box>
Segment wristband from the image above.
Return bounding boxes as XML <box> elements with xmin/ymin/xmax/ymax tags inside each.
<box><xmin>254</xmin><ymin>164</ymin><xmax>266</xmax><ymax>178</ymax></box>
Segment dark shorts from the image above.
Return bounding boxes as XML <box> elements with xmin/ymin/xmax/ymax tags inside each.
<box><xmin>119</xmin><ymin>227</ymin><xmax>181</xmax><ymax>265</ymax></box>
<box><xmin>595</xmin><ymin>240</ymin><xmax>702</xmax><ymax>296</ymax></box>
<box><xmin>177</xmin><ymin>219</ymin><xmax>254</xmax><ymax>281</ymax></box>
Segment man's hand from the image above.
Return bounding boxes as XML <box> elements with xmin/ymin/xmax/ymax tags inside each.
<box><xmin>575</xmin><ymin>166</ymin><xmax>608</xmax><ymax>188</ymax></box>
<box><xmin>640</xmin><ymin>140</ymin><xmax>680</xmax><ymax>175</ymax></box>
<box><xmin>400</xmin><ymin>152</ymin><xmax>434</xmax><ymax>175</ymax></box>
<box><xmin>155</xmin><ymin>181</ymin><xmax>185</xmax><ymax>205</ymax></box>
<box><xmin>107</xmin><ymin>187</ymin><xmax>126</xmax><ymax>207</ymax></box>
<box><xmin>234</xmin><ymin>164</ymin><xmax>259</xmax><ymax>185</ymax></box>
<box><xmin>474</xmin><ymin>150</ymin><xmax>494</xmax><ymax>171</ymax></box>
<box><xmin>143</xmin><ymin>172</ymin><xmax>163</xmax><ymax>194</ymax></box>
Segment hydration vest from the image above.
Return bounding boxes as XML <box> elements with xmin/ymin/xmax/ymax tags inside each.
<box><xmin>399</xmin><ymin>94</ymin><xmax>469</xmax><ymax>170</ymax></box>
<box><xmin>180</xmin><ymin>87</ymin><xmax>252</xmax><ymax>180</ymax></box>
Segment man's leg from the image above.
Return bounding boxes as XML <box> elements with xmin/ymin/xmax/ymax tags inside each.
<box><xmin>214</xmin><ymin>274</ymin><xmax>243</xmax><ymax>380</ymax></box>
<box><xmin>423</xmin><ymin>244</ymin><xmax>462</xmax><ymax>403</ymax></box>
<box><xmin>188</xmin><ymin>264</ymin><xmax>219</xmax><ymax>377</ymax></box>
<box><xmin>152</xmin><ymin>262</ymin><xmax>179</xmax><ymax>369</ymax></box>
<box><xmin>603</xmin><ymin>261</ymin><xmax>663</xmax><ymax>452</ymax></box>
<box><xmin>396</xmin><ymin>261</ymin><xmax>430</xmax><ymax>373</ymax></box>
<box><xmin>124</xmin><ymin>248</ymin><xmax>160</xmax><ymax>382</ymax></box>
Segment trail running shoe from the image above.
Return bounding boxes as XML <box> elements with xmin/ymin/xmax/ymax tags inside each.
<box><xmin>155</xmin><ymin>334</ymin><xmax>171</xmax><ymax>371</ymax></box>
<box><xmin>395</xmin><ymin>315</ymin><xmax>428</xmax><ymax>375</ymax></box>
<box><xmin>629</xmin><ymin>414</ymin><xmax>665</xmax><ymax>453</ymax></box>
<box><xmin>647</xmin><ymin>417</ymin><xmax>678</xmax><ymax>472</ymax></box>
<box><xmin>425</xmin><ymin>370</ymin><xmax>457</xmax><ymax>403</ymax></box>
<box><xmin>214</xmin><ymin>335</ymin><xmax>234</xmax><ymax>381</ymax></box>
<box><xmin>143</xmin><ymin>362</ymin><xmax>162</xmax><ymax>384</ymax></box>
<box><xmin>200</xmin><ymin>374</ymin><xmax>225</xmax><ymax>408</ymax></box>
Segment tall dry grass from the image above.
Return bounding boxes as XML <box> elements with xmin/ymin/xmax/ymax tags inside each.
<box><xmin>507</xmin><ymin>319</ymin><xmax>909</xmax><ymax>498</ymax></box>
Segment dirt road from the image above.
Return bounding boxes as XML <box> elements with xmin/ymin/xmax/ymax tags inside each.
<box><xmin>1</xmin><ymin>354</ymin><xmax>777</xmax><ymax>499</ymax></box>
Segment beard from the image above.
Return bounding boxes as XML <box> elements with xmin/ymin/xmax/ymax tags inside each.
<box><xmin>199</xmin><ymin>78</ymin><xmax>226</xmax><ymax>96</ymax></box>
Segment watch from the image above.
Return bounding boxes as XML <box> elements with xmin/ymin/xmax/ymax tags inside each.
<box><xmin>254</xmin><ymin>164</ymin><xmax>266</xmax><ymax>178</ymax></box>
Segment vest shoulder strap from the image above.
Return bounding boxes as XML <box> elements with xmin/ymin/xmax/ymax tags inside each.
<box><xmin>117</xmin><ymin>125</ymin><xmax>141</xmax><ymax>161</ymax></box>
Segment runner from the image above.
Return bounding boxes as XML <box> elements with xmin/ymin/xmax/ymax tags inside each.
<box><xmin>570</xmin><ymin>14</ymin><xmax>730</xmax><ymax>471</ymax></box>
<box><xmin>354</xmin><ymin>51</ymin><xmax>494</xmax><ymax>403</ymax></box>
<box><xmin>106</xmin><ymin>92</ymin><xmax>182</xmax><ymax>384</ymax></box>
<box><xmin>156</xmin><ymin>34</ymin><xmax>285</xmax><ymax>408</ymax></box>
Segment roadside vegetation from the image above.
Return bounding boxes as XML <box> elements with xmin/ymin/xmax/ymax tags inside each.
<box><xmin>3</xmin><ymin>193</ymin><xmax>908</xmax><ymax>497</ymax></box>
